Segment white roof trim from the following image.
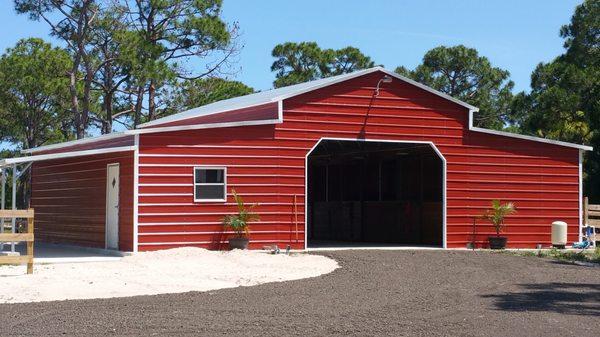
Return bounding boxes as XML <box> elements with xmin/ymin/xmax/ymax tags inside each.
<box><xmin>22</xmin><ymin>131</ymin><xmax>130</xmax><ymax>154</ymax></box>
<box><xmin>0</xmin><ymin>146</ymin><xmax>136</xmax><ymax>168</ymax></box>
<box><xmin>468</xmin><ymin>110</ymin><xmax>593</xmax><ymax>151</ymax></box>
<box><xmin>139</xmin><ymin>101</ymin><xmax>279</xmax><ymax>128</ymax></box>
<box><xmin>131</xmin><ymin>118</ymin><xmax>282</xmax><ymax>135</ymax></box>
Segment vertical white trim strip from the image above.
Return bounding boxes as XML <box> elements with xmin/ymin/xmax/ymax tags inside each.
<box><xmin>578</xmin><ymin>149</ymin><xmax>583</xmax><ymax>242</ymax></box>
<box><xmin>0</xmin><ymin>168</ymin><xmax>4</xmax><ymax>252</ymax></box>
<box><xmin>133</xmin><ymin>134</ymin><xmax>140</xmax><ymax>253</ymax></box>
<box><xmin>277</xmin><ymin>100</ymin><xmax>283</xmax><ymax>121</ymax></box>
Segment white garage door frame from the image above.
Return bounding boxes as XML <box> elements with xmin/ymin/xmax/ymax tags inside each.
<box><xmin>304</xmin><ymin>137</ymin><xmax>447</xmax><ymax>249</ymax></box>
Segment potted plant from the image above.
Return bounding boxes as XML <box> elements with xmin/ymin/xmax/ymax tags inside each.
<box><xmin>222</xmin><ymin>189</ymin><xmax>259</xmax><ymax>250</ymax></box>
<box><xmin>483</xmin><ymin>200</ymin><xmax>516</xmax><ymax>249</ymax></box>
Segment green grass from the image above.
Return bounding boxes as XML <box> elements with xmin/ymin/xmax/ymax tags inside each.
<box><xmin>509</xmin><ymin>247</ymin><xmax>600</xmax><ymax>265</ymax></box>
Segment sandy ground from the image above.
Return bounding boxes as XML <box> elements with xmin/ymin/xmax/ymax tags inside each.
<box><xmin>0</xmin><ymin>247</ymin><xmax>338</xmax><ymax>303</ymax></box>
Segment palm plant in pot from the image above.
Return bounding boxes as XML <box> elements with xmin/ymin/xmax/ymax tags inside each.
<box><xmin>222</xmin><ymin>189</ymin><xmax>259</xmax><ymax>250</ymax></box>
<box><xmin>483</xmin><ymin>200</ymin><xmax>516</xmax><ymax>249</ymax></box>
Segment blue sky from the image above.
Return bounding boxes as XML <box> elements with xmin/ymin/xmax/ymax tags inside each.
<box><xmin>0</xmin><ymin>0</ymin><xmax>581</xmax><ymax>93</ymax></box>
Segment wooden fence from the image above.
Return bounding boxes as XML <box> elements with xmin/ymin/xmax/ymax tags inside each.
<box><xmin>584</xmin><ymin>197</ymin><xmax>600</xmax><ymax>227</ymax></box>
<box><xmin>0</xmin><ymin>209</ymin><xmax>34</xmax><ymax>274</ymax></box>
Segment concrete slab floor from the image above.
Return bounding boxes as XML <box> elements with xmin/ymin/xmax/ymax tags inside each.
<box><xmin>307</xmin><ymin>240</ymin><xmax>443</xmax><ymax>251</ymax></box>
<box><xmin>1</xmin><ymin>242</ymin><xmax>125</xmax><ymax>264</ymax></box>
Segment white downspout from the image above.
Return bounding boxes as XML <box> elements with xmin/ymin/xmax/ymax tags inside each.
<box><xmin>1</xmin><ymin>168</ymin><xmax>5</xmax><ymax>252</ymax></box>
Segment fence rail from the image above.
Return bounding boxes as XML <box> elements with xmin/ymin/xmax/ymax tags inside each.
<box><xmin>0</xmin><ymin>209</ymin><xmax>34</xmax><ymax>274</ymax></box>
<box><xmin>584</xmin><ymin>197</ymin><xmax>600</xmax><ymax>227</ymax></box>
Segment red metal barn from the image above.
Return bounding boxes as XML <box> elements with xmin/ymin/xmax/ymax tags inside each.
<box><xmin>1</xmin><ymin>67</ymin><xmax>592</xmax><ymax>252</ymax></box>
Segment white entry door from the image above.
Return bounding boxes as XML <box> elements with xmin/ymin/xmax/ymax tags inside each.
<box><xmin>105</xmin><ymin>163</ymin><xmax>120</xmax><ymax>250</ymax></box>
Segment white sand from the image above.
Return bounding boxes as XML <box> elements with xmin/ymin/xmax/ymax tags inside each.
<box><xmin>0</xmin><ymin>248</ymin><xmax>338</xmax><ymax>304</ymax></box>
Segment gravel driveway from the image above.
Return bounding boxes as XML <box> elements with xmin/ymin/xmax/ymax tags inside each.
<box><xmin>1</xmin><ymin>250</ymin><xmax>599</xmax><ymax>336</ymax></box>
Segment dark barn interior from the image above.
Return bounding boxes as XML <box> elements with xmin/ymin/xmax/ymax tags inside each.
<box><xmin>307</xmin><ymin>140</ymin><xmax>443</xmax><ymax>247</ymax></box>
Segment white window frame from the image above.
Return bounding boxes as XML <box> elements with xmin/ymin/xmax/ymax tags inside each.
<box><xmin>193</xmin><ymin>166</ymin><xmax>227</xmax><ymax>202</ymax></box>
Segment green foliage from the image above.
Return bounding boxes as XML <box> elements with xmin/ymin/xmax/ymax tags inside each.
<box><xmin>516</xmin><ymin>61</ymin><xmax>593</xmax><ymax>144</ymax></box>
<box><xmin>511</xmin><ymin>247</ymin><xmax>600</xmax><ymax>265</ymax></box>
<box><xmin>166</xmin><ymin>78</ymin><xmax>254</xmax><ymax>113</ymax></box>
<box><xmin>271</xmin><ymin>42</ymin><xmax>374</xmax><ymax>88</ymax></box>
<box><xmin>482</xmin><ymin>200</ymin><xmax>516</xmax><ymax>236</ymax></box>
<box><xmin>560</xmin><ymin>0</ymin><xmax>600</xmax><ymax>66</ymax></box>
<box><xmin>395</xmin><ymin>45</ymin><xmax>514</xmax><ymax>129</ymax></box>
<box><xmin>14</xmin><ymin>0</ymin><xmax>103</xmax><ymax>139</ymax></box>
<box><xmin>326</xmin><ymin>46</ymin><xmax>376</xmax><ymax>76</ymax></box>
<box><xmin>222</xmin><ymin>189</ymin><xmax>259</xmax><ymax>238</ymax></box>
<box><xmin>0</xmin><ymin>38</ymin><xmax>72</xmax><ymax>149</ymax></box>
<box><xmin>515</xmin><ymin>0</ymin><xmax>600</xmax><ymax>202</ymax></box>
<box><xmin>12</xmin><ymin>0</ymin><xmax>240</xmax><ymax>131</ymax></box>
<box><xmin>120</xmin><ymin>0</ymin><xmax>238</xmax><ymax>122</ymax></box>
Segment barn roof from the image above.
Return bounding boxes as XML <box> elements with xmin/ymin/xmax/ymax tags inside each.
<box><xmin>19</xmin><ymin>67</ymin><xmax>592</xmax><ymax>155</ymax></box>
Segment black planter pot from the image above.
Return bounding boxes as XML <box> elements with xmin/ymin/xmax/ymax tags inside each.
<box><xmin>488</xmin><ymin>236</ymin><xmax>507</xmax><ymax>249</ymax></box>
<box><xmin>228</xmin><ymin>237</ymin><xmax>249</xmax><ymax>250</ymax></box>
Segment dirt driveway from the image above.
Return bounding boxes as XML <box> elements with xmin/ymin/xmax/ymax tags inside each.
<box><xmin>1</xmin><ymin>250</ymin><xmax>599</xmax><ymax>336</ymax></box>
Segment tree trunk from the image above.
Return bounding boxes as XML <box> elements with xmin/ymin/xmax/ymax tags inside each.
<box><xmin>69</xmin><ymin>69</ymin><xmax>84</xmax><ymax>139</ymax></box>
<box><xmin>80</xmin><ymin>64</ymin><xmax>93</xmax><ymax>137</ymax></box>
<box><xmin>102</xmin><ymin>66</ymin><xmax>114</xmax><ymax>134</ymax></box>
<box><xmin>134</xmin><ymin>85</ymin><xmax>145</xmax><ymax>128</ymax></box>
<box><xmin>148</xmin><ymin>80</ymin><xmax>156</xmax><ymax>121</ymax></box>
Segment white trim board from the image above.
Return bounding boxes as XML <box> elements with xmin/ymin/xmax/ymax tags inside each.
<box><xmin>132</xmin><ymin>118</ymin><xmax>282</xmax><ymax>135</ymax></box>
<box><xmin>21</xmin><ymin>132</ymin><xmax>131</xmax><ymax>154</ymax></box>
<box><xmin>578</xmin><ymin>149</ymin><xmax>583</xmax><ymax>242</ymax></box>
<box><xmin>0</xmin><ymin>146</ymin><xmax>137</xmax><ymax>168</ymax></box>
<box><xmin>133</xmin><ymin>134</ymin><xmax>140</xmax><ymax>253</ymax></box>
<box><xmin>303</xmin><ymin>137</ymin><xmax>448</xmax><ymax>249</ymax></box>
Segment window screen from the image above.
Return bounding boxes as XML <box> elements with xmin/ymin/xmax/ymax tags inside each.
<box><xmin>194</xmin><ymin>167</ymin><xmax>226</xmax><ymax>201</ymax></box>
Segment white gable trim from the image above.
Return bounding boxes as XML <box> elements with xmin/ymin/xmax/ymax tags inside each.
<box><xmin>139</xmin><ymin>101</ymin><xmax>280</xmax><ymax>129</ymax></box>
<box><xmin>272</xmin><ymin>67</ymin><xmax>479</xmax><ymax>111</ymax></box>
<box><xmin>467</xmin><ymin>110</ymin><xmax>593</xmax><ymax>151</ymax></box>
<box><xmin>131</xmin><ymin>118</ymin><xmax>282</xmax><ymax>135</ymax></box>
<box><xmin>0</xmin><ymin>146</ymin><xmax>136</xmax><ymax>167</ymax></box>
<box><xmin>22</xmin><ymin>132</ymin><xmax>130</xmax><ymax>154</ymax></box>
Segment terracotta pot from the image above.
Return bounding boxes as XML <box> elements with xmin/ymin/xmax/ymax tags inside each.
<box><xmin>228</xmin><ymin>237</ymin><xmax>249</xmax><ymax>250</ymax></box>
<box><xmin>488</xmin><ymin>236</ymin><xmax>507</xmax><ymax>249</ymax></box>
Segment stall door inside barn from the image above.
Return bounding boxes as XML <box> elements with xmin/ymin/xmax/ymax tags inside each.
<box><xmin>307</xmin><ymin>139</ymin><xmax>444</xmax><ymax>247</ymax></box>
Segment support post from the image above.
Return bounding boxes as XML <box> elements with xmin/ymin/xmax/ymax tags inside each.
<box><xmin>294</xmin><ymin>195</ymin><xmax>299</xmax><ymax>243</ymax></box>
<box><xmin>26</xmin><ymin>214</ymin><xmax>34</xmax><ymax>274</ymax></box>
<box><xmin>584</xmin><ymin>196</ymin><xmax>589</xmax><ymax>226</ymax></box>
<box><xmin>11</xmin><ymin>164</ymin><xmax>16</xmax><ymax>253</ymax></box>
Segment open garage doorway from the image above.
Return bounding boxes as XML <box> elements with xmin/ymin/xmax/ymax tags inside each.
<box><xmin>306</xmin><ymin>139</ymin><xmax>445</xmax><ymax>248</ymax></box>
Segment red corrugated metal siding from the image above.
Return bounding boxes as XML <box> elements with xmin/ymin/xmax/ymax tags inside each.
<box><xmin>142</xmin><ymin>102</ymin><xmax>279</xmax><ymax>128</ymax></box>
<box><xmin>137</xmin><ymin>71</ymin><xmax>580</xmax><ymax>250</ymax></box>
<box><xmin>30</xmin><ymin>151</ymin><xmax>134</xmax><ymax>250</ymax></box>
<box><xmin>32</xmin><ymin>135</ymin><xmax>134</xmax><ymax>155</ymax></box>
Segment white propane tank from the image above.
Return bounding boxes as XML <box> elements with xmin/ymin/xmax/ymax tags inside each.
<box><xmin>551</xmin><ymin>221</ymin><xmax>568</xmax><ymax>248</ymax></box>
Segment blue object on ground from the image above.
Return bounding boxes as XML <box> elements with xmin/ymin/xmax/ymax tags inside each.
<box><xmin>572</xmin><ymin>241</ymin><xmax>591</xmax><ymax>249</ymax></box>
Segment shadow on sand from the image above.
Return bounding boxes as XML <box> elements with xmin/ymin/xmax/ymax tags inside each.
<box><xmin>482</xmin><ymin>282</ymin><xmax>600</xmax><ymax>316</ymax></box>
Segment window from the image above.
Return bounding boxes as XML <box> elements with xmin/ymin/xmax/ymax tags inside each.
<box><xmin>194</xmin><ymin>167</ymin><xmax>226</xmax><ymax>202</ymax></box>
